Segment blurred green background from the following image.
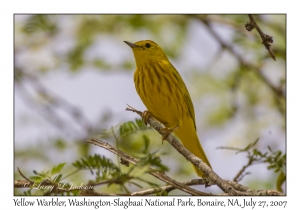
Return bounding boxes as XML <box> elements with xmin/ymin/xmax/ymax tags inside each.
<box><xmin>14</xmin><ymin>14</ymin><xmax>286</xmax><ymax>195</ymax></box>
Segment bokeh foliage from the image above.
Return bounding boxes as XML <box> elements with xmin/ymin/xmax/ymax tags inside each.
<box><xmin>14</xmin><ymin>14</ymin><xmax>286</xmax><ymax>195</ymax></box>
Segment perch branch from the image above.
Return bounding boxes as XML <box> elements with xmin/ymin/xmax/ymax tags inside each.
<box><xmin>125</xmin><ymin>105</ymin><xmax>284</xmax><ymax>196</ymax></box>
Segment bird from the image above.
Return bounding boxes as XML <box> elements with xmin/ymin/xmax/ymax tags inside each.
<box><xmin>124</xmin><ymin>40</ymin><xmax>211</xmax><ymax>177</ymax></box>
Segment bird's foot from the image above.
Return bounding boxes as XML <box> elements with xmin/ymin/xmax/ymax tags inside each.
<box><xmin>159</xmin><ymin>125</ymin><xmax>179</xmax><ymax>144</ymax></box>
<box><xmin>141</xmin><ymin>110</ymin><xmax>152</xmax><ymax>126</ymax></box>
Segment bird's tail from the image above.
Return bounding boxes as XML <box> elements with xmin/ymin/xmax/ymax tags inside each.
<box><xmin>174</xmin><ymin>117</ymin><xmax>211</xmax><ymax>177</ymax></box>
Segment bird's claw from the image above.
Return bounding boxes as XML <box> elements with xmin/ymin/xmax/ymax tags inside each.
<box><xmin>159</xmin><ymin>126</ymin><xmax>179</xmax><ymax>144</ymax></box>
<box><xmin>142</xmin><ymin>110</ymin><xmax>152</xmax><ymax>126</ymax></box>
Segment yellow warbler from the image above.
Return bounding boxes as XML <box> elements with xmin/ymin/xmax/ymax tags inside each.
<box><xmin>124</xmin><ymin>40</ymin><xmax>211</xmax><ymax>177</ymax></box>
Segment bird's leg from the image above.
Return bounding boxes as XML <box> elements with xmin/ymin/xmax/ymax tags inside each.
<box><xmin>141</xmin><ymin>110</ymin><xmax>178</xmax><ymax>144</ymax></box>
<box><xmin>159</xmin><ymin>125</ymin><xmax>179</xmax><ymax>144</ymax></box>
<box><xmin>141</xmin><ymin>110</ymin><xmax>152</xmax><ymax>126</ymax></box>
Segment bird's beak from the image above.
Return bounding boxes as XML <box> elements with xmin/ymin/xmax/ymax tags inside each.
<box><xmin>124</xmin><ymin>41</ymin><xmax>138</xmax><ymax>48</ymax></box>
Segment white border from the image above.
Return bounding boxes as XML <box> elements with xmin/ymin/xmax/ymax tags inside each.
<box><xmin>1</xmin><ymin>0</ymin><xmax>297</xmax><ymax>209</ymax></box>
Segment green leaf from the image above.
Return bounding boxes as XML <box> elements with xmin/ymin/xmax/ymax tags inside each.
<box><xmin>276</xmin><ymin>171</ymin><xmax>286</xmax><ymax>192</ymax></box>
<box><xmin>138</xmin><ymin>153</ymin><xmax>169</xmax><ymax>172</ymax></box>
<box><xmin>268</xmin><ymin>146</ymin><xmax>273</xmax><ymax>152</ymax></box>
<box><xmin>72</xmin><ymin>154</ymin><xmax>120</xmax><ymax>178</ymax></box>
<box><xmin>161</xmin><ymin>190</ymin><xmax>169</xmax><ymax>196</ymax></box>
<box><xmin>53</xmin><ymin>174</ymin><xmax>62</xmax><ymax>183</ymax></box>
<box><xmin>118</xmin><ymin>119</ymin><xmax>149</xmax><ymax>139</ymax></box>
<box><xmin>243</xmin><ymin>138</ymin><xmax>259</xmax><ymax>151</ymax></box>
<box><xmin>23</xmin><ymin>189</ymin><xmax>32</xmax><ymax>196</ymax></box>
<box><xmin>142</xmin><ymin>135</ymin><xmax>150</xmax><ymax>154</ymax></box>
<box><xmin>51</xmin><ymin>163</ymin><xmax>66</xmax><ymax>175</ymax></box>
<box><xmin>22</xmin><ymin>15</ymin><xmax>57</xmax><ymax>34</ymax></box>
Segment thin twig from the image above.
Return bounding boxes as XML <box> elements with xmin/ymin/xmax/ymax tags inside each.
<box><xmin>131</xmin><ymin>179</ymin><xmax>205</xmax><ymax>196</ymax></box>
<box><xmin>14</xmin><ymin>180</ymin><xmax>34</xmax><ymax>188</ymax></box>
<box><xmin>194</xmin><ymin>16</ymin><xmax>285</xmax><ymax>102</ymax></box>
<box><xmin>17</xmin><ymin>167</ymin><xmax>33</xmax><ymax>184</ymax></box>
<box><xmin>86</xmin><ymin>137</ymin><xmax>211</xmax><ymax>196</ymax></box>
<box><xmin>233</xmin><ymin>159</ymin><xmax>253</xmax><ymax>182</ymax></box>
<box><xmin>80</xmin><ymin>189</ymin><xmax>119</xmax><ymax>196</ymax></box>
<box><xmin>225</xmin><ymin>180</ymin><xmax>250</xmax><ymax>192</ymax></box>
<box><xmin>61</xmin><ymin>169</ymin><xmax>81</xmax><ymax>180</ymax></box>
<box><xmin>245</xmin><ymin>14</ymin><xmax>276</xmax><ymax>60</ymax></box>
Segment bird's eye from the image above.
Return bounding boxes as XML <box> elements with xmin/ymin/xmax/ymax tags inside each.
<box><xmin>145</xmin><ymin>43</ymin><xmax>151</xmax><ymax>48</ymax></box>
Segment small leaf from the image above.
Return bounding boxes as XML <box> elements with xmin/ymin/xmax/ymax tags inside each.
<box><xmin>142</xmin><ymin>135</ymin><xmax>150</xmax><ymax>154</ymax></box>
<box><xmin>51</xmin><ymin>163</ymin><xmax>66</xmax><ymax>175</ymax></box>
<box><xmin>161</xmin><ymin>190</ymin><xmax>169</xmax><ymax>196</ymax></box>
<box><xmin>53</xmin><ymin>174</ymin><xmax>62</xmax><ymax>183</ymax></box>
<box><xmin>268</xmin><ymin>146</ymin><xmax>273</xmax><ymax>152</ymax></box>
<box><xmin>276</xmin><ymin>171</ymin><xmax>286</xmax><ymax>192</ymax></box>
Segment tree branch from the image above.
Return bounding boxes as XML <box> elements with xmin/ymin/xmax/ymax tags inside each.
<box><xmin>131</xmin><ymin>179</ymin><xmax>205</xmax><ymax>195</ymax></box>
<box><xmin>192</xmin><ymin>16</ymin><xmax>285</xmax><ymax>102</ymax></box>
<box><xmin>15</xmin><ymin>109</ymin><xmax>284</xmax><ymax>196</ymax></box>
<box><xmin>17</xmin><ymin>167</ymin><xmax>34</xmax><ymax>184</ymax></box>
<box><xmin>86</xmin><ymin>137</ymin><xmax>210</xmax><ymax>196</ymax></box>
<box><xmin>124</xmin><ymin>105</ymin><xmax>284</xmax><ymax>196</ymax></box>
<box><xmin>16</xmin><ymin>155</ymin><xmax>209</xmax><ymax>196</ymax></box>
<box><xmin>233</xmin><ymin>159</ymin><xmax>253</xmax><ymax>182</ymax></box>
<box><xmin>245</xmin><ymin>14</ymin><xmax>276</xmax><ymax>60</ymax></box>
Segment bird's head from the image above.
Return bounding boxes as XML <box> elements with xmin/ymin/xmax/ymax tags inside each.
<box><xmin>124</xmin><ymin>40</ymin><xmax>168</xmax><ymax>65</ymax></box>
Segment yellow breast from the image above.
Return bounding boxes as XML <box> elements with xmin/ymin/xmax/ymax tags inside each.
<box><xmin>134</xmin><ymin>62</ymin><xmax>187</xmax><ymax>128</ymax></box>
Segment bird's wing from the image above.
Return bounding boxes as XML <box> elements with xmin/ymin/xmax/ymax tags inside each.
<box><xmin>160</xmin><ymin>60</ymin><xmax>197</xmax><ymax>130</ymax></box>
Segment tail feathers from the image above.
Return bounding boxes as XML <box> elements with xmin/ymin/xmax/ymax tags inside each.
<box><xmin>174</xmin><ymin>118</ymin><xmax>211</xmax><ymax>177</ymax></box>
